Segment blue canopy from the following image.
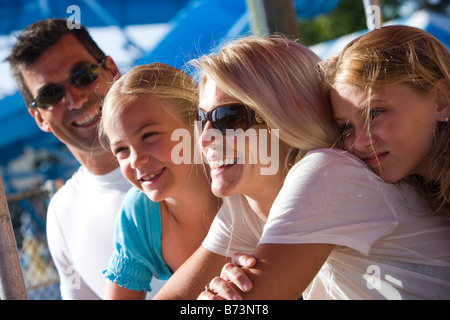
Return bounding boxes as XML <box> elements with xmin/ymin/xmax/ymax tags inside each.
<box><xmin>0</xmin><ymin>0</ymin><xmax>191</xmax><ymax>32</ymax></box>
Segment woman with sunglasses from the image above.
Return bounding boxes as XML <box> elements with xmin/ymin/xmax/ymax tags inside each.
<box><xmin>153</xmin><ymin>36</ymin><xmax>450</xmax><ymax>300</ymax></box>
<box><xmin>98</xmin><ymin>63</ymin><xmax>225</xmax><ymax>299</ymax></box>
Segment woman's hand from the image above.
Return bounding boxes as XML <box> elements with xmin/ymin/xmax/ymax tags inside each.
<box><xmin>197</xmin><ymin>252</ymin><xmax>256</xmax><ymax>300</ymax></box>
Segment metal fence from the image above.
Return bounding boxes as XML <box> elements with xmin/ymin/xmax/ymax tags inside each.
<box><xmin>5</xmin><ymin>181</ymin><xmax>62</xmax><ymax>300</ymax></box>
<box><xmin>0</xmin><ymin>142</ymin><xmax>78</xmax><ymax>300</ymax></box>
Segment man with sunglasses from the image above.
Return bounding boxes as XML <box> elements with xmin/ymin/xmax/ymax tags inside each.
<box><xmin>6</xmin><ymin>19</ymin><xmax>132</xmax><ymax>299</ymax></box>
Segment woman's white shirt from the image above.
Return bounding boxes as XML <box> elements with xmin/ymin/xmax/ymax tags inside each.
<box><xmin>203</xmin><ymin>149</ymin><xmax>450</xmax><ymax>299</ymax></box>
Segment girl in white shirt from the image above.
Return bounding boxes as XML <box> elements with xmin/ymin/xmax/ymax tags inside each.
<box><xmin>325</xmin><ymin>25</ymin><xmax>450</xmax><ymax>214</ymax></box>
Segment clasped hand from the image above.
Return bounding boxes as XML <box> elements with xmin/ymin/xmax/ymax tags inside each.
<box><xmin>198</xmin><ymin>252</ymin><xmax>256</xmax><ymax>300</ymax></box>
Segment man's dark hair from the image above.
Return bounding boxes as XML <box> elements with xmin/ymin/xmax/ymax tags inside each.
<box><xmin>6</xmin><ymin>18</ymin><xmax>106</xmax><ymax>107</ymax></box>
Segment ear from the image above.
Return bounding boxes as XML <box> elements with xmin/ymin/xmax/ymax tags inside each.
<box><xmin>103</xmin><ymin>56</ymin><xmax>121</xmax><ymax>80</ymax></box>
<box><xmin>432</xmin><ymin>80</ymin><xmax>450</xmax><ymax>122</ymax></box>
<box><xmin>28</xmin><ymin>108</ymin><xmax>52</xmax><ymax>133</ymax></box>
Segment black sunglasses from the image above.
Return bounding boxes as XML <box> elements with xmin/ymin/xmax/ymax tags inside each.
<box><xmin>30</xmin><ymin>61</ymin><xmax>104</xmax><ymax>109</ymax></box>
<box><xmin>196</xmin><ymin>103</ymin><xmax>265</xmax><ymax>135</ymax></box>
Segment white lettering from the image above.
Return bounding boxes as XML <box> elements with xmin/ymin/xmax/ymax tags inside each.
<box><xmin>66</xmin><ymin>5</ymin><xmax>81</xmax><ymax>30</ymax></box>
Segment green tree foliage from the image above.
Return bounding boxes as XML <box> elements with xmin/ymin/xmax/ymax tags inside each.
<box><xmin>297</xmin><ymin>0</ymin><xmax>449</xmax><ymax>46</ymax></box>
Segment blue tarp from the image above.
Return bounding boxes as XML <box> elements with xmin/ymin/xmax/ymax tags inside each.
<box><xmin>0</xmin><ymin>0</ymin><xmax>191</xmax><ymax>32</ymax></box>
<box><xmin>135</xmin><ymin>0</ymin><xmax>249</xmax><ymax>69</ymax></box>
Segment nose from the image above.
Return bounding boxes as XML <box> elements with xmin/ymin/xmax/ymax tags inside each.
<box><xmin>64</xmin><ymin>84</ymin><xmax>88</xmax><ymax>110</ymax></box>
<box><xmin>130</xmin><ymin>147</ymin><xmax>149</xmax><ymax>170</ymax></box>
<box><xmin>200</xmin><ymin>121</ymin><xmax>228</xmax><ymax>161</ymax></box>
<box><xmin>352</xmin><ymin>126</ymin><xmax>373</xmax><ymax>154</ymax></box>
<box><xmin>200</xmin><ymin>121</ymin><xmax>226</xmax><ymax>150</ymax></box>
<box><xmin>200</xmin><ymin>121</ymin><xmax>214</xmax><ymax>149</ymax></box>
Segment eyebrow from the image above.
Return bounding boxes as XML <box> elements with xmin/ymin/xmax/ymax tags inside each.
<box><xmin>108</xmin><ymin>138</ymin><xmax>122</xmax><ymax>149</ymax></box>
<box><xmin>111</xmin><ymin>122</ymin><xmax>159</xmax><ymax>142</ymax></box>
<box><xmin>37</xmin><ymin>82</ymin><xmax>58</xmax><ymax>96</ymax></box>
<box><xmin>137</xmin><ymin>121</ymin><xmax>161</xmax><ymax>132</ymax></box>
<box><xmin>70</xmin><ymin>61</ymin><xmax>89</xmax><ymax>74</ymax></box>
<box><xmin>199</xmin><ymin>102</ymin><xmax>246</xmax><ymax>112</ymax></box>
<box><xmin>333</xmin><ymin>116</ymin><xmax>348</xmax><ymax>123</ymax></box>
<box><xmin>367</xmin><ymin>99</ymin><xmax>389</xmax><ymax>107</ymax></box>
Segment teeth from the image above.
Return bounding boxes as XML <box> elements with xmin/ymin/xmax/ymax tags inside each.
<box><xmin>141</xmin><ymin>169</ymin><xmax>163</xmax><ymax>181</ymax></box>
<box><xmin>74</xmin><ymin>108</ymin><xmax>100</xmax><ymax>126</ymax></box>
<box><xmin>209</xmin><ymin>158</ymin><xmax>237</xmax><ymax>169</ymax></box>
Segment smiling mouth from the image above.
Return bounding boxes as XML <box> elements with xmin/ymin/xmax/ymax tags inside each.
<box><xmin>208</xmin><ymin>158</ymin><xmax>239</xmax><ymax>169</ymax></box>
<box><xmin>363</xmin><ymin>152</ymin><xmax>388</xmax><ymax>166</ymax></box>
<box><xmin>140</xmin><ymin>168</ymin><xmax>164</xmax><ymax>182</ymax></box>
<box><xmin>73</xmin><ymin>108</ymin><xmax>101</xmax><ymax>127</ymax></box>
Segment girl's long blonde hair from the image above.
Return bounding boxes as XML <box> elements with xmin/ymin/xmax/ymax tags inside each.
<box><xmin>320</xmin><ymin>25</ymin><xmax>450</xmax><ymax>213</ymax></box>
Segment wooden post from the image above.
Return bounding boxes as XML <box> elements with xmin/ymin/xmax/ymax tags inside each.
<box><xmin>246</xmin><ymin>0</ymin><xmax>299</xmax><ymax>39</ymax></box>
<box><xmin>0</xmin><ymin>175</ymin><xmax>28</xmax><ymax>300</ymax></box>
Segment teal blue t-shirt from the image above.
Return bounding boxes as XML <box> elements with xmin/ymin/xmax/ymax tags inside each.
<box><xmin>103</xmin><ymin>187</ymin><xmax>172</xmax><ymax>292</ymax></box>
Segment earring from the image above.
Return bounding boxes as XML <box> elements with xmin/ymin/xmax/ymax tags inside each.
<box><xmin>441</xmin><ymin>114</ymin><xmax>449</xmax><ymax>122</ymax></box>
<box><xmin>255</xmin><ymin>113</ymin><xmax>265</xmax><ymax>124</ymax></box>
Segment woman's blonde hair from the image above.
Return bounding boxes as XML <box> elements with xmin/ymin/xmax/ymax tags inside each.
<box><xmin>98</xmin><ymin>62</ymin><xmax>198</xmax><ymax>148</ymax></box>
<box><xmin>191</xmin><ymin>36</ymin><xmax>339</xmax><ymax>168</ymax></box>
<box><xmin>320</xmin><ymin>25</ymin><xmax>450</xmax><ymax>213</ymax></box>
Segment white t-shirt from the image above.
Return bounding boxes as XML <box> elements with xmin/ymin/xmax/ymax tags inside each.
<box><xmin>203</xmin><ymin>149</ymin><xmax>450</xmax><ymax>299</ymax></box>
<box><xmin>46</xmin><ymin>166</ymin><xmax>132</xmax><ymax>299</ymax></box>
<box><xmin>202</xmin><ymin>195</ymin><xmax>264</xmax><ymax>256</ymax></box>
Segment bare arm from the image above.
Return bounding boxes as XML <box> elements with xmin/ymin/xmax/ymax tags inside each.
<box><xmin>199</xmin><ymin>243</ymin><xmax>334</xmax><ymax>300</ymax></box>
<box><xmin>104</xmin><ymin>280</ymin><xmax>146</xmax><ymax>300</ymax></box>
<box><xmin>153</xmin><ymin>245</ymin><xmax>231</xmax><ymax>300</ymax></box>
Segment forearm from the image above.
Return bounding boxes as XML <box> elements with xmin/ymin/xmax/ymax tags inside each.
<box><xmin>154</xmin><ymin>246</ymin><xmax>230</xmax><ymax>300</ymax></box>
<box><xmin>206</xmin><ymin>243</ymin><xmax>335</xmax><ymax>300</ymax></box>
